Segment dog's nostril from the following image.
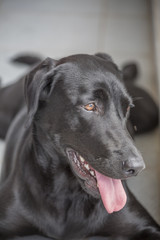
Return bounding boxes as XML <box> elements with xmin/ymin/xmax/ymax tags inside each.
<box><xmin>126</xmin><ymin>169</ymin><xmax>135</xmax><ymax>175</ymax></box>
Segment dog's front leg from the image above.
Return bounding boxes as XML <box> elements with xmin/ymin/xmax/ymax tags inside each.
<box><xmin>7</xmin><ymin>235</ymin><xmax>54</xmax><ymax>240</ymax></box>
<box><xmin>131</xmin><ymin>227</ymin><xmax>160</xmax><ymax>240</ymax></box>
<box><xmin>114</xmin><ymin>185</ymin><xmax>160</xmax><ymax>240</ymax></box>
<box><xmin>125</xmin><ymin>186</ymin><xmax>160</xmax><ymax>240</ymax></box>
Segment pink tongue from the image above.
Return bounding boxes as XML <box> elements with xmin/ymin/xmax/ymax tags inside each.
<box><xmin>95</xmin><ymin>170</ymin><xmax>127</xmax><ymax>214</ymax></box>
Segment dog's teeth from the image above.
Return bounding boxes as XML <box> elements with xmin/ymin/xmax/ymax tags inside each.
<box><xmin>84</xmin><ymin>164</ymin><xmax>89</xmax><ymax>170</ymax></box>
<box><xmin>80</xmin><ymin>156</ymin><xmax>85</xmax><ymax>163</ymax></box>
<box><xmin>90</xmin><ymin>170</ymin><xmax>95</xmax><ymax>176</ymax></box>
<box><xmin>74</xmin><ymin>157</ymin><xmax>77</xmax><ymax>163</ymax></box>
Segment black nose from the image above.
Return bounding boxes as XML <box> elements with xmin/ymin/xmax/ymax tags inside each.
<box><xmin>122</xmin><ymin>157</ymin><xmax>145</xmax><ymax>177</ymax></box>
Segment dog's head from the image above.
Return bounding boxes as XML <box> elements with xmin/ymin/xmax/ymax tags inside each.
<box><xmin>25</xmin><ymin>53</ymin><xmax>145</xmax><ymax>214</ymax></box>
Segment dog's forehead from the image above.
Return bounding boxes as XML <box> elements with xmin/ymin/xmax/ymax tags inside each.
<box><xmin>56</xmin><ymin>54</ymin><xmax>122</xmax><ymax>90</ymax></box>
<box><xmin>55</xmin><ymin>54</ymin><xmax>128</xmax><ymax>104</ymax></box>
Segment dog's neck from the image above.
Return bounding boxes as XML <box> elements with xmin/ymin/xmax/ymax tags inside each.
<box><xmin>0</xmin><ymin>123</ymin><xmax>106</xmax><ymax>238</ymax></box>
<box><xmin>22</xmin><ymin>129</ymin><xmax>85</xmax><ymax>203</ymax></box>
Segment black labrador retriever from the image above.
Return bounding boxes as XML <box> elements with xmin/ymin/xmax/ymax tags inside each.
<box><xmin>0</xmin><ymin>53</ymin><xmax>160</xmax><ymax>240</ymax></box>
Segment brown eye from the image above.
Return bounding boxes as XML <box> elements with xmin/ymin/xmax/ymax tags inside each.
<box><xmin>84</xmin><ymin>103</ymin><xmax>96</xmax><ymax>111</ymax></box>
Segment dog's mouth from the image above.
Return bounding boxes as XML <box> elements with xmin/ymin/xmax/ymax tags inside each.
<box><xmin>66</xmin><ymin>148</ymin><xmax>127</xmax><ymax>214</ymax></box>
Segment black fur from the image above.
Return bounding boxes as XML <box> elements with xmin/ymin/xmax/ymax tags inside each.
<box><xmin>0</xmin><ymin>54</ymin><xmax>159</xmax><ymax>240</ymax></box>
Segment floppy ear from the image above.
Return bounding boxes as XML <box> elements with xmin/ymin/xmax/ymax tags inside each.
<box><xmin>95</xmin><ymin>52</ymin><xmax>113</xmax><ymax>62</ymax></box>
<box><xmin>25</xmin><ymin>57</ymin><xmax>57</xmax><ymax>128</ymax></box>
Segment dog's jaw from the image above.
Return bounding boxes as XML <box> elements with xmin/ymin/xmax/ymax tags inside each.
<box><xmin>66</xmin><ymin>148</ymin><xmax>99</xmax><ymax>197</ymax></box>
<box><xmin>66</xmin><ymin>148</ymin><xmax>127</xmax><ymax>214</ymax></box>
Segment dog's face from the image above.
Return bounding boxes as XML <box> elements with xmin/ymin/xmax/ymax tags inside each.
<box><xmin>25</xmin><ymin>54</ymin><xmax>145</xmax><ymax>214</ymax></box>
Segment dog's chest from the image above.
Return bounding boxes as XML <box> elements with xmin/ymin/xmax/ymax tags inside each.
<box><xmin>42</xmin><ymin>192</ymin><xmax>107</xmax><ymax>239</ymax></box>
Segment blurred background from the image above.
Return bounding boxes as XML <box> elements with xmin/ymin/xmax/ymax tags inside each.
<box><xmin>0</xmin><ymin>0</ymin><xmax>159</xmax><ymax>224</ymax></box>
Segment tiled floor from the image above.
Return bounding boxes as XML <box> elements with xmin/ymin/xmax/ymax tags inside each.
<box><xmin>0</xmin><ymin>0</ymin><xmax>159</xmax><ymax>226</ymax></box>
